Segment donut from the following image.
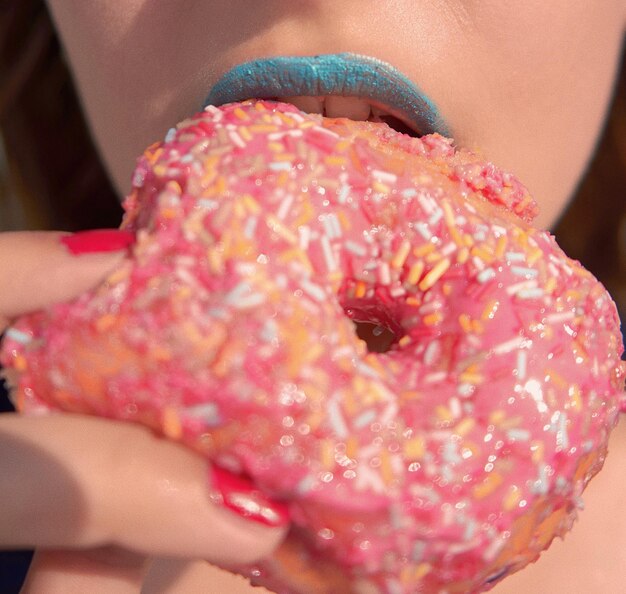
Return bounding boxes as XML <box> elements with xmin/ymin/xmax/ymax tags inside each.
<box><xmin>2</xmin><ymin>100</ymin><xmax>624</xmax><ymax>593</ymax></box>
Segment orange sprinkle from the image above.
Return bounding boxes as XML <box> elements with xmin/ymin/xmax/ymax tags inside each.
<box><xmin>407</xmin><ymin>261</ymin><xmax>425</xmax><ymax>285</ymax></box>
<box><xmin>355</xmin><ymin>281</ymin><xmax>367</xmax><ymax>298</ymax></box>
<box><xmin>419</xmin><ymin>258</ymin><xmax>451</xmax><ymax>291</ymax></box>
<box><xmin>569</xmin><ymin>384</ymin><xmax>582</xmax><ymax>412</ymax></box>
<box><xmin>423</xmin><ymin>312</ymin><xmax>443</xmax><ymax>326</ymax></box>
<box><xmin>471</xmin><ymin>245</ymin><xmax>494</xmax><ymax>264</ymax></box>
<box><xmin>481</xmin><ymin>300</ymin><xmax>500</xmax><ymax>320</ymax></box>
<box><xmin>527</xmin><ymin>248</ymin><xmax>543</xmax><ymax>266</ymax></box>
<box><xmin>404</xmin><ymin>436</ymin><xmax>426</xmax><ymax>459</ymax></box>
<box><xmin>494</xmin><ymin>235</ymin><xmax>508</xmax><ymax>258</ymax></box>
<box><xmin>454</xmin><ymin>418</ymin><xmax>476</xmax><ymax>437</ymax></box>
<box><xmin>413</xmin><ymin>243</ymin><xmax>436</xmax><ymax>257</ymax></box>
<box><xmin>95</xmin><ymin>314</ymin><xmax>117</xmax><ymax>332</ymax></box>
<box><xmin>459</xmin><ymin>313</ymin><xmax>473</xmax><ymax>333</ymax></box>
<box><xmin>457</xmin><ymin>247</ymin><xmax>470</xmax><ymax>264</ymax></box>
<box><xmin>473</xmin><ymin>472</ymin><xmax>503</xmax><ymax>499</ymax></box>
<box><xmin>503</xmin><ymin>485</ymin><xmax>522</xmax><ymax>511</ymax></box>
<box><xmin>13</xmin><ymin>354</ymin><xmax>27</xmax><ymax>373</ymax></box>
<box><xmin>392</xmin><ymin>240</ymin><xmax>412</xmax><ymax>269</ymax></box>
<box><xmin>162</xmin><ymin>407</ymin><xmax>183</xmax><ymax>440</ymax></box>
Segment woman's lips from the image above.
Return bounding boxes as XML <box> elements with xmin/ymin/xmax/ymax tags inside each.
<box><xmin>204</xmin><ymin>53</ymin><xmax>450</xmax><ymax>137</ymax></box>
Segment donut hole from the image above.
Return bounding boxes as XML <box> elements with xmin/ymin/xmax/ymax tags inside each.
<box><xmin>353</xmin><ymin>320</ymin><xmax>397</xmax><ymax>353</ymax></box>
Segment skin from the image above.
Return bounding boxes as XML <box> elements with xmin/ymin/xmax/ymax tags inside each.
<box><xmin>3</xmin><ymin>1</ymin><xmax>625</xmax><ymax>592</ymax></box>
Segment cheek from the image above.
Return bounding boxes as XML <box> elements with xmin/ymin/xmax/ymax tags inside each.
<box><xmin>429</xmin><ymin>1</ymin><xmax>624</xmax><ymax>227</ymax></box>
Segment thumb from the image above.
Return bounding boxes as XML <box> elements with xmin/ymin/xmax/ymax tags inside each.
<box><xmin>0</xmin><ymin>229</ymin><xmax>133</xmax><ymax>324</ymax></box>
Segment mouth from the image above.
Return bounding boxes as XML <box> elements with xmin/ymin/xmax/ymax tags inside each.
<box><xmin>204</xmin><ymin>54</ymin><xmax>450</xmax><ymax>138</ymax></box>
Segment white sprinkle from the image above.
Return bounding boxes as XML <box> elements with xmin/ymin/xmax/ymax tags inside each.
<box><xmin>415</xmin><ymin>222</ymin><xmax>432</xmax><ymax>241</ymax></box>
<box><xmin>338</xmin><ymin>183</ymin><xmax>351</xmax><ymax>204</ymax></box>
<box><xmin>243</xmin><ymin>215</ymin><xmax>258</xmax><ymax>238</ymax></box>
<box><xmin>506</xmin><ymin>279</ymin><xmax>538</xmax><ymax>296</ymax></box>
<box><xmin>525</xmin><ymin>378</ymin><xmax>548</xmax><ymax>413</ymax></box>
<box><xmin>322</xmin><ymin>213</ymin><xmax>342</xmax><ymax>239</ymax></box>
<box><xmin>164</xmin><ymin>127</ymin><xmax>177</xmax><ymax>143</ymax></box>
<box><xmin>517</xmin><ymin>287</ymin><xmax>544</xmax><ymax>300</ymax></box>
<box><xmin>229</xmin><ymin>130</ymin><xmax>245</xmax><ymax>148</ymax></box>
<box><xmin>477</xmin><ymin>267</ymin><xmax>496</xmax><ymax>284</ymax></box>
<box><xmin>184</xmin><ymin>403</ymin><xmax>221</xmax><ymax>425</ymax></box>
<box><xmin>492</xmin><ymin>336</ymin><xmax>532</xmax><ymax>355</ymax></box>
<box><xmin>5</xmin><ymin>328</ymin><xmax>32</xmax><ymax>344</ymax></box>
<box><xmin>424</xmin><ymin>341</ymin><xmax>441</xmax><ymax>366</ymax></box>
<box><xmin>516</xmin><ymin>350</ymin><xmax>528</xmax><ymax>380</ymax></box>
<box><xmin>301</xmin><ymin>279</ymin><xmax>327</xmax><ymax>302</ymax></box>
<box><xmin>197</xmin><ymin>198</ymin><xmax>219</xmax><ymax>210</ymax></box>
<box><xmin>418</xmin><ymin>194</ymin><xmax>436</xmax><ymax>214</ymax></box>
<box><xmin>402</xmin><ymin>188</ymin><xmax>417</xmax><ymax>198</ymax></box>
<box><xmin>507</xmin><ymin>428</ymin><xmax>530</xmax><ymax>441</ymax></box>
<box><xmin>296</xmin><ymin>475</ymin><xmax>316</xmax><ymax>494</ymax></box>
<box><xmin>327</xmin><ymin>398</ymin><xmax>349</xmax><ymax>439</ymax></box>
<box><xmin>269</xmin><ymin>161</ymin><xmax>292</xmax><ymax>171</ymax></box>
<box><xmin>235</xmin><ymin>293</ymin><xmax>266</xmax><ymax>309</ymax></box>
<box><xmin>457</xmin><ymin>383</ymin><xmax>475</xmax><ymax>398</ymax></box>
<box><xmin>449</xmin><ymin>397</ymin><xmax>462</xmax><ymax>419</ymax></box>
<box><xmin>378</xmin><ymin>261</ymin><xmax>391</xmax><ymax>285</ymax></box>
<box><xmin>353</xmin><ymin>409</ymin><xmax>378</xmax><ymax>429</ymax></box>
<box><xmin>345</xmin><ymin>240</ymin><xmax>367</xmax><ymax>257</ymax></box>
<box><xmin>545</xmin><ymin>311</ymin><xmax>575</xmax><ymax>324</ymax></box>
<box><xmin>379</xmin><ymin>402</ymin><xmax>399</xmax><ymax>425</ymax></box>
<box><xmin>441</xmin><ymin>242</ymin><xmax>457</xmax><ymax>257</ymax></box>
<box><xmin>424</xmin><ymin>371</ymin><xmax>447</xmax><ymax>384</ymax></box>
<box><xmin>355</xmin><ymin>464</ymin><xmax>386</xmax><ymax>494</ymax></box>
<box><xmin>372</xmin><ymin>169</ymin><xmax>397</xmax><ymax>185</ymax></box>
<box><xmin>260</xmin><ymin>319</ymin><xmax>279</xmax><ymax>343</ymax></box>
<box><xmin>321</xmin><ymin>235</ymin><xmax>337</xmax><ymax>271</ymax></box>
<box><xmin>472</xmin><ymin>255</ymin><xmax>486</xmax><ymax>271</ymax></box>
<box><xmin>277</xmin><ymin>194</ymin><xmax>294</xmax><ymax>220</ymax></box>
<box><xmin>298</xmin><ymin>225</ymin><xmax>311</xmax><ymax>250</ymax></box>
<box><xmin>532</xmin><ymin>464</ymin><xmax>550</xmax><ymax>495</ymax></box>
<box><xmin>428</xmin><ymin>207</ymin><xmax>443</xmax><ymax>226</ymax></box>
<box><xmin>312</xmin><ymin>125</ymin><xmax>340</xmax><ymax>139</ymax></box>
<box><xmin>204</xmin><ymin>104</ymin><xmax>222</xmax><ymax>117</ymax></box>
<box><xmin>511</xmin><ymin>266</ymin><xmax>538</xmax><ymax>278</ymax></box>
<box><xmin>389</xmin><ymin>284</ymin><xmax>406</xmax><ymax>298</ymax></box>
<box><xmin>483</xmin><ymin>537</ymin><xmax>505</xmax><ymax>562</ymax></box>
<box><xmin>556</xmin><ymin>412</ymin><xmax>569</xmax><ymax>450</ymax></box>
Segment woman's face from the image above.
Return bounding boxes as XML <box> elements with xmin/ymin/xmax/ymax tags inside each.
<box><xmin>48</xmin><ymin>1</ymin><xmax>624</xmax><ymax>228</ymax></box>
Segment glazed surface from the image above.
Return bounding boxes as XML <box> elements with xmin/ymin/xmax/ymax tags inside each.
<box><xmin>2</xmin><ymin>101</ymin><xmax>623</xmax><ymax>593</ymax></box>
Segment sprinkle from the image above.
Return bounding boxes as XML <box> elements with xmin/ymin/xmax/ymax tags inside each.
<box><xmin>505</xmin><ymin>251</ymin><xmax>526</xmax><ymax>262</ymax></box>
<box><xmin>511</xmin><ymin>265</ymin><xmax>538</xmax><ymax>278</ymax></box>
<box><xmin>391</xmin><ymin>240</ymin><xmax>412</xmax><ymax>269</ymax></box>
<box><xmin>516</xmin><ymin>287</ymin><xmax>544</xmax><ymax>300</ymax></box>
<box><xmin>301</xmin><ymin>279</ymin><xmax>327</xmax><ymax>302</ymax></box>
<box><xmin>372</xmin><ymin>169</ymin><xmax>397</xmax><ymax>185</ymax></box>
<box><xmin>492</xmin><ymin>336</ymin><xmax>532</xmax><ymax>355</ymax></box>
<box><xmin>477</xmin><ymin>267</ymin><xmax>496</xmax><ymax>284</ymax></box>
<box><xmin>5</xmin><ymin>328</ymin><xmax>32</xmax><ymax>344</ymax></box>
<box><xmin>320</xmin><ymin>235</ymin><xmax>338</xmax><ymax>271</ymax></box>
<box><xmin>269</xmin><ymin>161</ymin><xmax>292</xmax><ymax>172</ymax></box>
<box><xmin>266</xmin><ymin>214</ymin><xmax>298</xmax><ymax>244</ymax></box>
<box><xmin>327</xmin><ymin>398</ymin><xmax>349</xmax><ymax>439</ymax></box>
<box><xmin>418</xmin><ymin>258</ymin><xmax>451</xmax><ymax>291</ymax></box>
<box><xmin>276</xmin><ymin>194</ymin><xmax>294</xmax><ymax>220</ymax></box>
<box><xmin>516</xmin><ymin>350</ymin><xmax>528</xmax><ymax>380</ymax></box>
<box><xmin>378</xmin><ymin>261</ymin><xmax>391</xmax><ymax>285</ymax></box>
<box><xmin>507</xmin><ymin>428</ymin><xmax>530</xmax><ymax>441</ymax></box>
<box><xmin>415</xmin><ymin>222</ymin><xmax>432</xmax><ymax>241</ymax></box>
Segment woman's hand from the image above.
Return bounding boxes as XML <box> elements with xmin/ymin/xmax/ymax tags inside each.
<box><xmin>0</xmin><ymin>231</ymin><xmax>288</xmax><ymax>593</ymax></box>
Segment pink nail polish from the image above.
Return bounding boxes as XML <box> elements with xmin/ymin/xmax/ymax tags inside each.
<box><xmin>61</xmin><ymin>229</ymin><xmax>135</xmax><ymax>255</ymax></box>
<box><xmin>209</xmin><ymin>466</ymin><xmax>290</xmax><ymax>527</ymax></box>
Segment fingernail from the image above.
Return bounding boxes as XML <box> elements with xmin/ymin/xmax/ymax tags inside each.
<box><xmin>60</xmin><ymin>229</ymin><xmax>135</xmax><ymax>255</ymax></box>
<box><xmin>208</xmin><ymin>466</ymin><xmax>290</xmax><ymax>528</ymax></box>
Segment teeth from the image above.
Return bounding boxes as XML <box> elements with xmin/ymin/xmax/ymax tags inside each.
<box><xmin>276</xmin><ymin>96</ymin><xmax>419</xmax><ymax>137</ymax></box>
<box><xmin>280</xmin><ymin>95</ymin><xmax>374</xmax><ymax>121</ymax></box>
<box><xmin>325</xmin><ymin>96</ymin><xmax>371</xmax><ymax>120</ymax></box>
<box><xmin>282</xmin><ymin>96</ymin><xmax>324</xmax><ymax>114</ymax></box>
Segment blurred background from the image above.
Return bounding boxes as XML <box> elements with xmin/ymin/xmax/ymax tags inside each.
<box><xmin>0</xmin><ymin>2</ymin><xmax>624</xmax><ymax>593</ymax></box>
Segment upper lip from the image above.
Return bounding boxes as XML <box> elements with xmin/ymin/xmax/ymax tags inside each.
<box><xmin>203</xmin><ymin>53</ymin><xmax>450</xmax><ymax>137</ymax></box>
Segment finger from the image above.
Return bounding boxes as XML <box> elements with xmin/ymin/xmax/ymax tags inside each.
<box><xmin>0</xmin><ymin>229</ymin><xmax>133</xmax><ymax>324</ymax></box>
<box><xmin>0</xmin><ymin>414</ymin><xmax>288</xmax><ymax>564</ymax></box>
<box><xmin>21</xmin><ymin>548</ymin><xmax>149</xmax><ymax>594</ymax></box>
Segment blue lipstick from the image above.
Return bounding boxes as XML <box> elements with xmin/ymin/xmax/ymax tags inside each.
<box><xmin>204</xmin><ymin>54</ymin><xmax>450</xmax><ymax>137</ymax></box>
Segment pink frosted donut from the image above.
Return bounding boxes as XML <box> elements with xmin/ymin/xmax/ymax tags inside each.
<box><xmin>2</xmin><ymin>100</ymin><xmax>624</xmax><ymax>593</ymax></box>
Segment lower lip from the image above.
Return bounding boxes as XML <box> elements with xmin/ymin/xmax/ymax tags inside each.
<box><xmin>204</xmin><ymin>53</ymin><xmax>450</xmax><ymax>137</ymax></box>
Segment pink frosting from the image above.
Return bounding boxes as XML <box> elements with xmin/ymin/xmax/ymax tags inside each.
<box><xmin>2</xmin><ymin>101</ymin><xmax>624</xmax><ymax>593</ymax></box>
